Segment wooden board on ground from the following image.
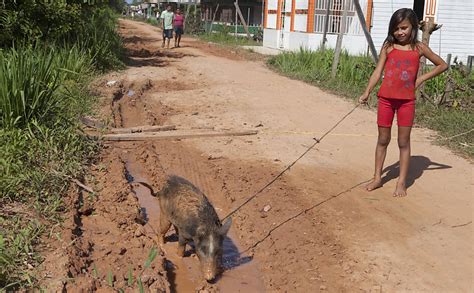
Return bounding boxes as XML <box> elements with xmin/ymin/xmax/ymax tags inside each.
<box><xmin>110</xmin><ymin>125</ymin><xmax>177</xmax><ymax>134</ymax></box>
<box><xmin>102</xmin><ymin>130</ymin><xmax>258</xmax><ymax>141</ymax></box>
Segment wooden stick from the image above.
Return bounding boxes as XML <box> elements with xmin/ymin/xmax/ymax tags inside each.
<box><xmin>331</xmin><ymin>0</ymin><xmax>350</xmax><ymax>78</ymax></box>
<box><xmin>102</xmin><ymin>130</ymin><xmax>258</xmax><ymax>141</ymax></box>
<box><xmin>209</xmin><ymin>3</ymin><xmax>220</xmax><ymax>34</ymax></box>
<box><xmin>353</xmin><ymin>0</ymin><xmax>378</xmax><ymax>62</ymax></box>
<box><xmin>110</xmin><ymin>125</ymin><xmax>176</xmax><ymax>134</ymax></box>
<box><xmin>321</xmin><ymin>0</ymin><xmax>332</xmax><ymax>51</ymax></box>
<box><xmin>234</xmin><ymin>2</ymin><xmax>251</xmax><ymax>38</ymax></box>
<box><xmin>72</xmin><ymin>179</ymin><xmax>94</xmax><ymax>193</ymax></box>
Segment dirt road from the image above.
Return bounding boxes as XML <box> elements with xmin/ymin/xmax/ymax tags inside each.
<box><xmin>40</xmin><ymin>19</ymin><xmax>472</xmax><ymax>292</ymax></box>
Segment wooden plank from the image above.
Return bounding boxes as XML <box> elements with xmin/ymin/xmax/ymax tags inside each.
<box><xmin>102</xmin><ymin>130</ymin><xmax>258</xmax><ymax>141</ymax></box>
<box><xmin>110</xmin><ymin>125</ymin><xmax>177</xmax><ymax>134</ymax></box>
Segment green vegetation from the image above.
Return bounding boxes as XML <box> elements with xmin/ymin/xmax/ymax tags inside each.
<box><xmin>199</xmin><ymin>31</ymin><xmax>262</xmax><ymax>47</ymax></box>
<box><xmin>199</xmin><ymin>22</ymin><xmax>262</xmax><ymax>47</ymax></box>
<box><xmin>0</xmin><ymin>1</ymin><xmax>125</xmax><ymax>289</ymax></box>
<box><xmin>204</xmin><ymin>22</ymin><xmax>261</xmax><ymax>35</ymax></box>
<box><xmin>268</xmin><ymin>48</ymin><xmax>474</xmax><ymax>156</ymax></box>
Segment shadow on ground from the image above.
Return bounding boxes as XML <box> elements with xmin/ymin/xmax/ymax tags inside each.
<box><xmin>382</xmin><ymin>155</ymin><xmax>452</xmax><ymax>188</ymax></box>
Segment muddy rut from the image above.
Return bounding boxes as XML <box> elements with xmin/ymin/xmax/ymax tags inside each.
<box><xmin>38</xmin><ymin>19</ymin><xmax>472</xmax><ymax>292</ymax></box>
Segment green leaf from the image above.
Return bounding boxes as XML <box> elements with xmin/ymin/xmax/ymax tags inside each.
<box><xmin>127</xmin><ymin>266</ymin><xmax>134</xmax><ymax>286</ymax></box>
<box><xmin>107</xmin><ymin>271</ymin><xmax>114</xmax><ymax>286</ymax></box>
<box><xmin>144</xmin><ymin>246</ymin><xmax>157</xmax><ymax>269</ymax></box>
<box><xmin>92</xmin><ymin>264</ymin><xmax>98</xmax><ymax>278</ymax></box>
<box><xmin>138</xmin><ymin>278</ymin><xmax>144</xmax><ymax>293</ymax></box>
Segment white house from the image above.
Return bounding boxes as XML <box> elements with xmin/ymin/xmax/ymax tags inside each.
<box><xmin>263</xmin><ymin>0</ymin><xmax>474</xmax><ymax>63</ymax></box>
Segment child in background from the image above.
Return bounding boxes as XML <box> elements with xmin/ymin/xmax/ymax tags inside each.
<box><xmin>160</xmin><ymin>5</ymin><xmax>174</xmax><ymax>49</ymax></box>
<box><xmin>173</xmin><ymin>8</ymin><xmax>185</xmax><ymax>48</ymax></box>
<box><xmin>359</xmin><ymin>8</ymin><xmax>448</xmax><ymax>197</ymax></box>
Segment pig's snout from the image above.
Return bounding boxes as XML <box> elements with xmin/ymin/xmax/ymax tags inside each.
<box><xmin>202</xmin><ymin>261</ymin><xmax>221</xmax><ymax>282</ymax></box>
<box><xmin>204</xmin><ymin>270</ymin><xmax>216</xmax><ymax>282</ymax></box>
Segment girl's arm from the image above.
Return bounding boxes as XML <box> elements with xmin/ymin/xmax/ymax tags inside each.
<box><xmin>358</xmin><ymin>46</ymin><xmax>388</xmax><ymax>103</ymax></box>
<box><xmin>416</xmin><ymin>43</ymin><xmax>448</xmax><ymax>88</ymax></box>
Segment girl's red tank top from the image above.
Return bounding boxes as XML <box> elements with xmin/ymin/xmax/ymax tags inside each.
<box><xmin>377</xmin><ymin>48</ymin><xmax>420</xmax><ymax>100</ymax></box>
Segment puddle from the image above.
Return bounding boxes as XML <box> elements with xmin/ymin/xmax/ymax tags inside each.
<box><xmin>124</xmin><ymin>157</ymin><xmax>265</xmax><ymax>292</ymax></box>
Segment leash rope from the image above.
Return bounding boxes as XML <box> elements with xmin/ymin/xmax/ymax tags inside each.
<box><xmin>241</xmin><ymin>179</ymin><xmax>370</xmax><ymax>254</ymax></box>
<box><xmin>223</xmin><ymin>103</ymin><xmax>360</xmax><ymax>221</ymax></box>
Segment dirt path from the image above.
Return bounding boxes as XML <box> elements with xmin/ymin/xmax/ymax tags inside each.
<box><xmin>41</xmin><ymin>19</ymin><xmax>472</xmax><ymax>292</ymax></box>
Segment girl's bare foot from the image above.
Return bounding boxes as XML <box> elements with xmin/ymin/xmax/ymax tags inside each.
<box><xmin>393</xmin><ymin>181</ymin><xmax>407</xmax><ymax>197</ymax></box>
<box><xmin>366</xmin><ymin>178</ymin><xmax>383</xmax><ymax>191</ymax></box>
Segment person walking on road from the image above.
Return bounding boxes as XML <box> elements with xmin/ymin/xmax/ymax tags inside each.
<box><xmin>359</xmin><ymin>8</ymin><xmax>448</xmax><ymax>197</ymax></box>
<box><xmin>160</xmin><ymin>4</ymin><xmax>174</xmax><ymax>49</ymax></box>
<box><xmin>173</xmin><ymin>8</ymin><xmax>185</xmax><ymax>48</ymax></box>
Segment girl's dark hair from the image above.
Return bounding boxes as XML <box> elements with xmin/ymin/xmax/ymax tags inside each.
<box><xmin>384</xmin><ymin>8</ymin><xmax>419</xmax><ymax>49</ymax></box>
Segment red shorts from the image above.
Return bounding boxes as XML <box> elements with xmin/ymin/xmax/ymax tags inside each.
<box><xmin>377</xmin><ymin>97</ymin><xmax>415</xmax><ymax>127</ymax></box>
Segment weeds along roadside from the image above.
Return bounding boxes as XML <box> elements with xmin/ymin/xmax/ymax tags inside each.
<box><xmin>268</xmin><ymin>49</ymin><xmax>474</xmax><ymax>157</ymax></box>
<box><xmin>0</xmin><ymin>7</ymin><xmax>124</xmax><ymax>290</ymax></box>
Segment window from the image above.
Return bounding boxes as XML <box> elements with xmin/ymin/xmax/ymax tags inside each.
<box><xmin>314</xmin><ymin>0</ymin><xmax>361</xmax><ymax>34</ymax></box>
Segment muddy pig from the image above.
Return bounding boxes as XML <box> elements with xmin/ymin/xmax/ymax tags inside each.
<box><xmin>136</xmin><ymin>175</ymin><xmax>232</xmax><ymax>281</ymax></box>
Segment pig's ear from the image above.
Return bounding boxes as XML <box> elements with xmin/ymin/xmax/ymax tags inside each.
<box><xmin>219</xmin><ymin>218</ymin><xmax>232</xmax><ymax>236</ymax></box>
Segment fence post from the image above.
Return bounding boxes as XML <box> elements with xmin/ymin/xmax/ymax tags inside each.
<box><xmin>467</xmin><ymin>55</ymin><xmax>473</xmax><ymax>73</ymax></box>
<box><xmin>446</xmin><ymin>53</ymin><xmax>452</xmax><ymax>69</ymax></box>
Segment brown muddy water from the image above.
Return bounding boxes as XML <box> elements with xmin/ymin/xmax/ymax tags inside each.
<box><xmin>124</xmin><ymin>158</ymin><xmax>265</xmax><ymax>292</ymax></box>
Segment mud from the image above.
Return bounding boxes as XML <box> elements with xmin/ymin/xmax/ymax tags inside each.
<box><xmin>124</xmin><ymin>156</ymin><xmax>265</xmax><ymax>292</ymax></box>
<box><xmin>37</xmin><ymin>18</ymin><xmax>473</xmax><ymax>292</ymax></box>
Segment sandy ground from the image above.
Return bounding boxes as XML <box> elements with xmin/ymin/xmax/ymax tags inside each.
<box><xmin>39</xmin><ymin>19</ymin><xmax>473</xmax><ymax>292</ymax></box>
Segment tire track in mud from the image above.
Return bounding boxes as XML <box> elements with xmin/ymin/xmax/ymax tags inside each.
<box><xmin>106</xmin><ymin>44</ymin><xmax>347</xmax><ymax>291</ymax></box>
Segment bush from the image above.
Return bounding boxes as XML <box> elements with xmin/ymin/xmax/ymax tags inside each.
<box><xmin>146</xmin><ymin>17</ymin><xmax>159</xmax><ymax>26</ymax></box>
<box><xmin>71</xmin><ymin>8</ymin><xmax>125</xmax><ymax>71</ymax></box>
<box><xmin>185</xmin><ymin>5</ymin><xmax>205</xmax><ymax>34</ymax></box>
<box><xmin>0</xmin><ymin>1</ymin><xmax>123</xmax><ymax>289</ymax></box>
<box><xmin>0</xmin><ymin>45</ymin><xmax>99</xmax><ymax>290</ymax></box>
<box><xmin>423</xmin><ymin>62</ymin><xmax>474</xmax><ymax>111</ymax></box>
<box><xmin>268</xmin><ymin>48</ymin><xmax>376</xmax><ymax>100</ymax></box>
<box><xmin>0</xmin><ymin>46</ymin><xmax>93</xmax><ymax>129</ymax></box>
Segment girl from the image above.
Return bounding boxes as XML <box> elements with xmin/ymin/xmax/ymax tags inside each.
<box><xmin>173</xmin><ymin>8</ymin><xmax>185</xmax><ymax>48</ymax></box>
<box><xmin>359</xmin><ymin>8</ymin><xmax>448</xmax><ymax>197</ymax></box>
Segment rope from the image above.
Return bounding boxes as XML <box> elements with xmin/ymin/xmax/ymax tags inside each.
<box><xmin>439</xmin><ymin>128</ymin><xmax>473</xmax><ymax>141</ymax></box>
<box><xmin>241</xmin><ymin>179</ymin><xmax>370</xmax><ymax>253</ymax></box>
<box><xmin>222</xmin><ymin>103</ymin><xmax>360</xmax><ymax>221</ymax></box>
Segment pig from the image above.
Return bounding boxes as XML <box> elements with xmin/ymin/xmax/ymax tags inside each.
<box><xmin>136</xmin><ymin>175</ymin><xmax>232</xmax><ymax>281</ymax></box>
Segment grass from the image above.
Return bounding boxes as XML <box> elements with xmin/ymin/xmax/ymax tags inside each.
<box><xmin>198</xmin><ymin>32</ymin><xmax>262</xmax><ymax>47</ymax></box>
<box><xmin>268</xmin><ymin>48</ymin><xmax>474</xmax><ymax>157</ymax></box>
<box><xmin>1</xmin><ymin>6</ymin><xmax>124</xmax><ymax>290</ymax></box>
<box><xmin>0</xmin><ymin>45</ymin><xmax>100</xmax><ymax>289</ymax></box>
